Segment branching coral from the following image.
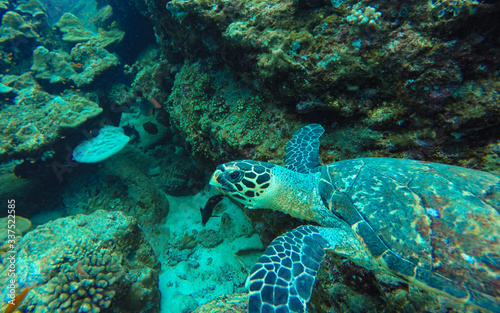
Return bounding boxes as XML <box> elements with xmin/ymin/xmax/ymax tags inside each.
<box><xmin>37</xmin><ymin>240</ymin><xmax>125</xmax><ymax>312</ymax></box>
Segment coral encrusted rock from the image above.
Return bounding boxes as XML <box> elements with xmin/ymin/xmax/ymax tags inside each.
<box><xmin>0</xmin><ymin>80</ymin><xmax>103</xmax><ymax>161</ymax></box>
<box><xmin>0</xmin><ymin>210</ymin><xmax>160</xmax><ymax>313</ymax></box>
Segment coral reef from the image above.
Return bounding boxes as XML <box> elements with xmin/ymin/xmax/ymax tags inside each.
<box><xmin>193</xmin><ymin>293</ymin><xmax>247</xmax><ymax>313</ymax></box>
<box><xmin>59</xmin><ymin>148</ymin><xmax>172</xmax><ymax>241</ymax></box>
<box><xmin>0</xmin><ymin>0</ymin><xmax>499</xmax><ymax>311</ymax></box>
<box><xmin>164</xmin><ymin>60</ymin><xmax>298</xmax><ymax>167</ymax></box>
<box><xmin>55</xmin><ymin>12</ymin><xmax>124</xmax><ymax>48</ymax></box>
<box><xmin>30</xmin><ymin>41</ymin><xmax>120</xmax><ymax>87</ymax></box>
<box><xmin>0</xmin><ymin>2</ymin><xmax>45</xmax><ymax>50</ymax></box>
<box><xmin>0</xmin><ymin>210</ymin><xmax>160</xmax><ymax>313</ymax></box>
<box><xmin>0</xmin><ymin>1</ymin><xmax>130</xmax><ymax>210</ymax></box>
<box><xmin>0</xmin><ymin>10</ymin><xmax>39</xmax><ymax>42</ymax></box>
<box><xmin>0</xmin><ymin>1</ymin><xmax>129</xmax><ymax>202</ymax></box>
<box><xmin>54</xmin><ymin>12</ymin><xmax>94</xmax><ymax>43</ymax></box>
<box><xmin>101</xmin><ymin>152</ymin><xmax>170</xmax><ymax>229</ymax></box>
<box><xmin>30</xmin><ymin>46</ymin><xmax>77</xmax><ymax>83</ymax></box>
<box><xmin>0</xmin><ymin>215</ymin><xmax>31</xmax><ymax>245</ymax></box>
<box><xmin>143</xmin><ymin>0</ymin><xmax>500</xmax><ymax>171</ymax></box>
<box><xmin>0</xmin><ymin>159</ymin><xmax>37</xmax><ymax>200</ymax></box>
<box><xmin>0</xmin><ymin>74</ymin><xmax>102</xmax><ymax>161</ymax></box>
<box><xmin>310</xmin><ymin>252</ymin><xmax>472</xmax><ymax>313</ymax></box>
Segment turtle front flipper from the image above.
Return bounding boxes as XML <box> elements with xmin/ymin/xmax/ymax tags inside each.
<box><xmin>285</xmin><ymin>124</ymin><xmax>324</xmax><ymax>174</ymax></box>
<box><xmin>247</xmin><ymin>224</ymin><xmax>362</xmax><ymax>313</ymax></box>
<box><xmin>247</xmin><ymin>225</ymin><xmax>328</xmax><ymax>313</ymax></box>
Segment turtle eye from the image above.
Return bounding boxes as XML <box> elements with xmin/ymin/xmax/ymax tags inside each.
<box><xmin>227</xmin><ymin>170</ymin><xmax>243</xmax><ymax>183</ymax></box>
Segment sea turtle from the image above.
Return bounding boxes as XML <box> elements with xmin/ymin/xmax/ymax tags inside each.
<box><xmin>209</xmin><ymin>124</ymin><xmax>500</xmax><ymax>313</ymax></box>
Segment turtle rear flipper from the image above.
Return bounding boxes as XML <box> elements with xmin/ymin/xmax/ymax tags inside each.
<box><xmin>408</xmin><ymin>265</ymin><xmax>500</xmax><ymax>313</ymax></box>
<box><xmin>285</xmin><ymin>124</ymin><xmax>324</xmax><ymax>174</ymax></box>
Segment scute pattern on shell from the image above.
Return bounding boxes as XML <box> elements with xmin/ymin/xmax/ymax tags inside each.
<box><xmin>320</xmin><ymin>157</ymin><xmax>500</xmax><ymax>299</ymax></box>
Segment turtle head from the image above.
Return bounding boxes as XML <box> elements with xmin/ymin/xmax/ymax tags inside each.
<box><xmin>209</xmin><ymin>160</ymin><xmax>275</xmax><ymax>209</ymax></box>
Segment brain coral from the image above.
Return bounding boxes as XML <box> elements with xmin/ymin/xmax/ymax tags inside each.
<box><xmin>0</xmin><ymin>210</ymin><xmax>160</xmax><ymax>313</ymax></box>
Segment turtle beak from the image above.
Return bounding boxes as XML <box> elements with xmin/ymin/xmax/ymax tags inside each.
<box><xmin>209</xmin><ymin>169</ymin><xmax>236</xmax><ymax>193</ymax></box>
<box><xmin>209</xmin><ymin>170</ymin><xmax>223</xmax><ymax>189</ymax></box>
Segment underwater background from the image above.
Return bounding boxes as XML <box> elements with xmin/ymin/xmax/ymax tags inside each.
<box><xmin>0</xmin><ymin>0</ymin><xmax>499</xmax><ymax>312</ymax></box>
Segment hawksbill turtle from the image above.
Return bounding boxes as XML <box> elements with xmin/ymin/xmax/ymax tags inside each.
<box><xmin>209</xmin><ymin>124</ymin><xmax>500</xmax><ymax>313</ymax></box>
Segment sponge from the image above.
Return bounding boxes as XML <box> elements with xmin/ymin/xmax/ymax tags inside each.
<box><xmin>72</xmin><ymin>126</ymin><xmax>130</xmax><ymax>163</ymax></box>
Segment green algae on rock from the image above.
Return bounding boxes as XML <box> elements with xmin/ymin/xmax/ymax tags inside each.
<box><xmin>165</xmin><ymin>60</ymin><xmax>298</xmax><ymax>167</ymax></box>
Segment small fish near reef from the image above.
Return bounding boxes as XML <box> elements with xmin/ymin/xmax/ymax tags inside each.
<box><xmin>139</xmin><ymin>96</ymin><xmax>162</xmax><ymax>117</ymax></box>
<box><xmin>4</xmin><ymin>283</ymin><xmax>36</xmax><ymax>313</ymax></box>
<box><xmin>75</xmin><ymin>264</ymin><xmax>89</xmax><ymax>277</ymax></box>
<box><xmin>149</xmin><ymin>96</ymin><xmax>162</xmax><ymax>109</ymax></box>
<box><xmin>139</xmin><ymin>101</ymin><xmax>156</xmax><ymax>117</ymax></box>
<box><xmin>200</xmin><ymin>194</ymin><xmax>224</xmax><ymax>226</ymax></box>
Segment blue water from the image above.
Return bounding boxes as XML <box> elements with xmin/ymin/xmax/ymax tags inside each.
<box><xmin>1</xmin><ymin>0</ymin><xmax>499</xmax><ymax>312</ymax></box>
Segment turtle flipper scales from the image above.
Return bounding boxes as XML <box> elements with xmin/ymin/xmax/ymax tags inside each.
<box><xmin>247</xmin><ymin>225</ymin><xmax>330</xmax><ymax>313</ymax></box>
<box><xmin>285</xmin><ymin>124</ymin><xmax>324</xmax><ymax>174</ymax></box>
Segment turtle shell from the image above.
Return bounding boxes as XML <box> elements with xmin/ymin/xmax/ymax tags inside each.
<box><xmin>318</xmin><ymin>157</ymin><xmax>500</xmax><ymax>300</ymax></box>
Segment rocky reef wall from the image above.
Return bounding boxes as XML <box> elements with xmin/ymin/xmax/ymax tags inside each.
<box><xmin>143</xmin><ymin>0</ymin><xmax>500</xmax><ymax>172</ymax></box>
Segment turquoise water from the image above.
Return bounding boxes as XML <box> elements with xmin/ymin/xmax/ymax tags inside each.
<box><xmin>1</xmin><ymin>0</ymin><xmax>499</xmax><ymax>312</ymax></box>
